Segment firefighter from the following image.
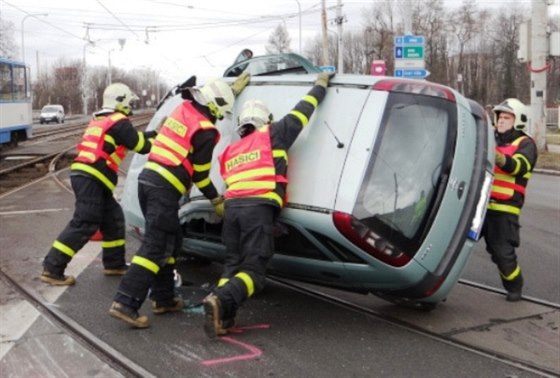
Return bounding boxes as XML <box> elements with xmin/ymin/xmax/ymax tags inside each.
<box><xmin>202</xmin><ymin>72</ymin><xmax>333</xmax><ymax>338</ymax></box>
<box><xmin>41</xmin><ymin>83</ymin><xmax>156</xmax><ymax>286</ymax></box>
<box><xmin>482</xmin><ymin>98</ymin><xmax>537</xmax><ymax>302</ymax></box>
<box><xmin>109</xmin><ymin>73</ymin><xmax>250</xmax><ymax>328</ymax></box>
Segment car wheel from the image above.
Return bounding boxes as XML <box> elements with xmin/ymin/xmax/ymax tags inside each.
<box><xmin>56</xmin><ymin>118</ymin><xmax>60</xmax><ymax>124</ymax></box>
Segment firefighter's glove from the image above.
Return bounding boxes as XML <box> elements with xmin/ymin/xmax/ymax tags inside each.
<box><xmin>230</xmin><ymin>72</ymin><xmax>251</xmax><ymax>97</ymax></box>
<box><xmin>495</xmin><ymin>152</ymin><xmax>506</xmax><ymax>167</ymax></box>
<box><xmin>179</xmin><ymin>194</ymin><xmax>190</xmax><ymax>207</ymax></box>
<box><xmin>211</xmin><ymin>195</ymin><xmax>225</xmax><ymax>218</ymax></box>
<box><xmin>314</xmin><ymin>72</ymin><xmax>335</xmax><ymax>88</ymax></box>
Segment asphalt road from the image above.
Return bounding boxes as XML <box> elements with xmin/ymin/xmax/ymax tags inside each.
<box><xmin>0</xmin><ymin>170</ymin><xmax>558</xmax><ymax>377</ymax></box>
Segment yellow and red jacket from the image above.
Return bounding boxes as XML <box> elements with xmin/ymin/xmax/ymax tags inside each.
<box><xmin>146</xmin><ymin>101</ymin><xmax>219</xmax><ymax>194</ymax></box>
<box><xmin>219</xmin><ymin>125</ymin><xmax>288</xmax><ymax>207</ymax></box>
<box><xmin>75</xmin><ymin>113</ymin><xmax>127</xmax><ymax>172</ymax></box>
<box><xmin>489</xmin><ymin>136</ymin><xmax>533</xmax><ymax>215</ymax></box>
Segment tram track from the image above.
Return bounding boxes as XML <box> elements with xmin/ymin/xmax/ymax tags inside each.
<box><xmin>0</xmin><ymin>114</ymin><xmax>153</xmax><ymax>196</ymax></box>
<box><xmin>1</xmin><ymin>109</ymin><xmax>556</xmax><ymax>376</ymax></box>
<box><xmin>1</xmin><ymin>257</ymin><xmax>557</xmax><ymax>377</ymax></box>
<box><xmin>0</xmin><ymin>269</ymin><xmax>154</xmax><ymax>378</ymax></box>
<box><xmin>270</xmin><ymin>276</ymin><xmax>560</xmax><ymax>378</ymax></box>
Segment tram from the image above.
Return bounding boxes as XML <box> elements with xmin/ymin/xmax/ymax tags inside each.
<box><xmin>0</xmin><ymin>58</ymin><xmax>33</xmax><ymax>147</ymax></box>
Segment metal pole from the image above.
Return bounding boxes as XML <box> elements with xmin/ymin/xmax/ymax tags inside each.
<box><xmin>321</xmin><ymin>0</ymin><xmax>329</xmax><ymax>66</ymax></box>
<box><xmin>82</xmin><ymin>42</ymin><xmax>94</xmax><ymax>115</ymax></box>
<box><xmin>108</xmin><ymin>49</ymin><xmax>113</xmax><ymax>86</ymax></box>
<box><xmin>20</xmin><ymin>13</ymin><xmax>48</xmax><ymax>63</ymax></box>
<box><xmin>295</xmin><ymin>0</ymin><xmax>302</xmax><ymax>54</ymax></box>
<box><xmin>336</xmin><ymin>0</ymin><xmax>344</xmax><ymax>74</ymax></box>
<box><xmin>530</xmin><ymin>0</ymin><xmax>548</xmax><ymax>151</ymax></box>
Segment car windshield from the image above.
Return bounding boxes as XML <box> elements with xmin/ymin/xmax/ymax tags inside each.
<box><xmin>224</xmin><ymin>54</ymin><xmax>320</xmax><ymax>77</ymax></box>
<box><xmin>353</xmin><ymin>92</ymin><xmax>456</xmax><ymax>256</ymax></box>
<box><xmin>43</xmin><ymin>106</ymin><xmax>59</xmax><ymax>112</ymax></box>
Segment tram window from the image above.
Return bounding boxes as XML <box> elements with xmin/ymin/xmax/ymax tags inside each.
<box><xmin>0</xmin><ymin>63</ymin><xmax>11</xmax><ymax>100</ymax></box>
<box><xmin>13</xmin><ymin>66</ymin><xmax>27</xmax><ymax>100</ymax></box>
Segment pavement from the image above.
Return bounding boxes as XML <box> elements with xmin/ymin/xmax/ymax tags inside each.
<box><xmin>0</xmin><ymin>159</ymin><xmax>558</xmax><ymax>377</ymax></box>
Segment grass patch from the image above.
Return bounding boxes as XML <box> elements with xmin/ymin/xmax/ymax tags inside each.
<box><xmin>542</xmin><ymin>128</ymin><xmax>560</xmax><ymax>170</ymax></box>
<box><xmin>537</xmin><ymin>151</ymin><xmax>560</xmax><ymax>171</ymax></box>
<box><xmin>546</xmin><ymin>133</ymin><xmax>560</xmax><ymax>145</ymax></box>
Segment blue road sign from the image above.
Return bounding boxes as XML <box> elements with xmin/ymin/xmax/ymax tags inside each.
<box><xmin>320</xmin><ymin>65</ymin><xmax>336</xmax><ymax>73</ymax></box>
<box><xmin>395</xmin><ymin>46</ymin><xmax>403</xmax><ymax>59</ymax></box>
<box><xmin>394</xmin><ymin>35</ymin><xmax>425</xmax><ymax>46</ymax></box>
<box><xmin>394</xmin><ymin>69</ymin><xmax>431</xmax><ymax>79</ymax></box>
<box><xmin>403</xmin><ymin>35</ymin><xmax>425</xmax><ymax>45</ymax></box>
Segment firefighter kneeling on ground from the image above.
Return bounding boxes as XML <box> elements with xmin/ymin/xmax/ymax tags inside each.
<box><xmin>202</xmin><ymin>72</ymin><xmax>334</xmax><ymax>338</ymax></box>
<box><xmin>41</xmin><ymin>83</ymin><xmax>157</xmax><ymax>286</ymax></box>
<box><xmin>482</xmin><ymin>98</ymin><xmax>538</xmax><ymax>302</ymax></box>
<box><xmin>109</xmin><ymin>73</ymin><xmax>250</xmax><ymax>328</ymax></box>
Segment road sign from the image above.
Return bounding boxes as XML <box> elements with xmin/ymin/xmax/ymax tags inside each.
<box><xmin>394</xmin><ymin>46</ymin><xmax>424</xmax><ymax>59</ymax></box>
<box><xmin>394</xmin><ymin>69</ymin><xmax>431</xmax><ymax>79</ymax></box>
<box><xmin>320</xmin><ymin>65</ymin><xmax>336</xmax><ymax>73</ymax></box>
<box><xmin>394</xmin><ymin>59</ymin><xmax>425</xmax><ymax>69</ymax></box>
<box><xmin>394</xmin><ymin>35</ymin><xmax>425</xmax><ymax>46</ymax></box>
<box><xmin>403</xmin><ymin>35</ymin><xmax>425</xmax><ymax>45</ymax></box>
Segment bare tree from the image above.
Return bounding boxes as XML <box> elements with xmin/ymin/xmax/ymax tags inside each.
<box><xmin>266</xmin><ymin>23</ymin><xmax>292</xmax><ymax>54</ymax></box>
<box><xmin>411</xmin><ymin>0</ymin><xmax>448</xmax><ymax>85</ymax></box>
<box><xmin>448</xmin><ymin>1</ymin><xmax>479</xmax><ymax>94</ymax></box>
<box><xmin>0</xmin><ymin>13</ymin><xmax>19</xmax><ymax>59</ymax></box>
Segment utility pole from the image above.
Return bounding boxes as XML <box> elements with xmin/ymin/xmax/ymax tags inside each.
<box><xmin>530</xmin><ymin>0</ymin><xmax>548</xmax><ymax>151</ymax></box>
<box><xmin>321</xmin><ymin>0</ymin><xmax>329</xmax><ymax>66</ymax></box>
<box><xmin>334</xmin><ymin>0</ymin><xmax>345</xmax><ymax>73</ymax></box>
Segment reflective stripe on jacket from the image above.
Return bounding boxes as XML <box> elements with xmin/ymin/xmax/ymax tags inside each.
<box><xmin>146</xmin><ymin>101</ymin><xmax>219</xmax><ymax>194</ymax></box>
<box><xmin>75</xmin><ymin>113</ymin><xmax>126</xmax><ymax>172</ymax></box>
<box><xmin>219</xmin><ymin>125</ymin><xmax>288</xmax><ymax>207</ymax></box>
<box><xmin>488</xmin><ymin>136</ymin><xmax>532</xmax><ymax>215</ymax></box>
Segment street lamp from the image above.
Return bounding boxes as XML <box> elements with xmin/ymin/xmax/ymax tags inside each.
<box><xmin>83</xmin><ymin>41</ymin><xmax>95</xmax><ymax>115</ymax></box>
<box><xmin>21</xmin><ymin>13</ymin><xmax>48</xmax><ymax>63</ymax></box>
<box><xmin>295</xmin><ymin>0</ymin><xmax>302</xmax><ymax>54</ymax></box>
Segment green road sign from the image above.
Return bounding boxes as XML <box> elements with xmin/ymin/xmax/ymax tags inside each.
<box><xmin>403</xmin><ymin>46</ymin><xmax>424</xmax><ymax>59</ymax></box>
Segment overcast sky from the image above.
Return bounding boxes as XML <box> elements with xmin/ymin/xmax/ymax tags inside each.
<box><xmin>2</xmin><ymin>0</ymin><xmax>558</xmax><ymax>86</ymax></box>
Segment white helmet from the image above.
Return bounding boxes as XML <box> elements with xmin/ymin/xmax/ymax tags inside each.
<box><xmin>492</xmin><ymin>98</ymin><xmax>528</xmax><ymax>131</ymax></box>
<box><xmin>237</xmin><ymin>100</ymin><xmax>272</xmax><ymax>135</ymax></box>
<box><xmin>102</xmin><ymin>83</ymin><xmax>139</xmax><ymax>115</ymax></box>
<box><xmin>189</xmin><ymin>79</ymin><xmax>234</xmax><ymax>120</ymax></box>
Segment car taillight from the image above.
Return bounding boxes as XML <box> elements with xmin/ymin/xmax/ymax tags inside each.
<box><xmin>424</xmin><ymin>276</ymin><xmax>445</xmax><ymax>297</ymax></box>
<box><xmin>333</xmin><ymin>211</ymin><xmax>411</xmax><ymax>267</ymax></box>
<box><xmin>373</xmin><ymin>79</ymin><xmax>456</xmax><ymax>102</ymax></box>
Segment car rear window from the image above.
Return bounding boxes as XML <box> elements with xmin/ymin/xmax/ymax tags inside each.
<box><xmin>352</xmin><ymin>92</ymin><xmax>457</xmax><ymax>257</ymax></box>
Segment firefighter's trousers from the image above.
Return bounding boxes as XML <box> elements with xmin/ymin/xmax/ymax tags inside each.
<box><xmin>43</xmin><ymin>175</ymin><xmax>125</xmax><ymax>276</ymax></box>
<box><xmin>114</xmin><ymin>182</ymin><xmax>182</xmax><ymax>310</ymax></box>
<box><xmin>482</xmin><ymin>211</ymin><xmax>523</xmax><ymax>292</ymax></box>
<box><xmin>215</xmin><ymin>203</ymin><xmax>276</xmax><ymax>320</ymax></box>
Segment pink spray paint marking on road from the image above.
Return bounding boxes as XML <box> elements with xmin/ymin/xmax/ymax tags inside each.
<box><xmin>201</xmin><ymin>324</ymin><xmax>270</xmax><ymax>366</ymax></box>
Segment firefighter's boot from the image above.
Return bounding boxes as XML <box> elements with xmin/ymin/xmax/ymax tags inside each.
<box><xmin>40</xmin><ymin>270</ymin><xmax>76</xmax><ymax>286</ymax></box>
<box><xmin>502</xmin><ymin>273</ymin><xmax>523</xmax><ymax>302</ymax></box>
<box><xmin>109</xmin><ymin>301</ymin><xmax>149</xmax><ymax>328</ymax></box>
<box><xmin>151</xmin><ymin>297</ymin><xmax>185</xmax><ymax>315</ymax></box>
<box><xmin>202</xmin><ymin>294</ymin><xmax>226</xmax><ymax>338</ymax></box>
